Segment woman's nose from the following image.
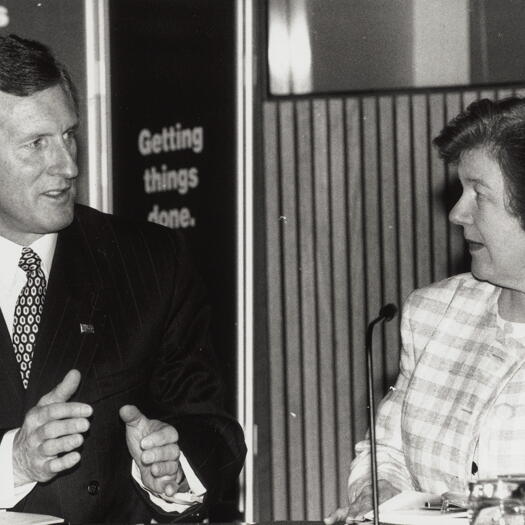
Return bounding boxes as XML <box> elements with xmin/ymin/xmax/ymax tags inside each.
<box><xmin>449</xmin><ymin>195</ymin><xmax>472</xmax><ymax>226</ymax></box>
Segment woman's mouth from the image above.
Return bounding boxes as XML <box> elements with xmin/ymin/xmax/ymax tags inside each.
<box><xmin>467</xmin><ymin>240</ymin><xmax>484</xmax><ymax>252</ymax></box>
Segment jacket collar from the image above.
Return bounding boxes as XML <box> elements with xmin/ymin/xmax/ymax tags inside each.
<box><xmin>24</xmin><ymin>215</ymin><xmax>107</xmax><ymax>409</ymax></box>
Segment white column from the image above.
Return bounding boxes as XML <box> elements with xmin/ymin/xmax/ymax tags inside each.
<box><xmin>237</xmin><ymin>0</ymin><xmax>255</xmax><ymax>521</ymax></box>
<box><xmin>85</xmin><ymin>0</ymin><xmax>113</xmax><ymax>213</ymax></box>
<box><xmin>413</xmin><ymin>0</ymin><xmax>470</xmax><ymax>86</ymax></box>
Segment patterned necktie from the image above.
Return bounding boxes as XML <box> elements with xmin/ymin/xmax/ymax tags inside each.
<box><xmin>12</xmin><ymin>247</ymin><xmax>47</xmax><ymax>389</ymax></box>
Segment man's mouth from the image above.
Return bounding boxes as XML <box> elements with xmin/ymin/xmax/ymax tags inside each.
<box><xmin>43</xmin><ymin>187</ymin><xmax>71</xmax><ymax>199</ymax></box>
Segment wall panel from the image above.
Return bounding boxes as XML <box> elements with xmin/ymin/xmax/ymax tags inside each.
<box><xmin>258</xmin><ymin>85</ymin><xmax>525</xmax><ymax>520</ymax></box>
<box><xmin>296</xmin><ymin>99</ymin><xmax>323</xmax><ymax>518</ymax></box>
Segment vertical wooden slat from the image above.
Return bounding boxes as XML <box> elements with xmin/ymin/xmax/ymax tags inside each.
<box><xmin>378</xmin><ymin>96</ymin><xmax>401</xmax><ymax>385</ymax></box>
<box><xmin>346</xmin><ymin>97</ymin><xmax>368</xmax><ymax>446</ymax></box>
<box><xmin>328</xmin><ymin>98</ymin><xmax>352</xmax><ymax>510</ymax></box>
<box><xmin>395</xmin><ymin>95</ymin><xmax>416</xmax><ymax>304</ymax></box>
<box><xmin>279</xmin><ymin>101</ymin><xmax>305</xmax><ymax>519</ymax></box>
<box><xmin>362</xmin><ymin>97</ymin><xmax>384</xmax><ymax>401</ymax></box>
<box><xmin>412</xmin><ymin>94</ymin><xmax>432</xmax><ymax>288</ymax></box>
<box><xmin>480</xmin><ymin>88</ymin><xmax>496</xmax><ymax>100</ymax></box>
<box><xmin>443</xmin><ymin>93</ymin><xmax>465</xmax><ymax>276</ymax></box>
<box><xmin>296</xmin><ymin>99</ymin><xmax>322</xmax><ymax>518</ymax></box>
<box><xmin>496</xmin><ymin>89</ymin><xmax>514</xmax><ymax>99</ymax></box>
<box><xmin>429</xmin><ymin>93</ymin><xmax>448</xmax><ymax>282</ymax></box>
<box><xmin>462</xmin><ymin>90</ymin><xmax>479</xmax><ymax>109</ymax></box>
<box><xmin>263</xmin><ymin>101</ymin><xmax>287</xmax><ymax>519</ymax></box>
<box><xmin>312</xmin><ymin>99</ymin><xmax>338</xmax><ymax>516</ymax></box>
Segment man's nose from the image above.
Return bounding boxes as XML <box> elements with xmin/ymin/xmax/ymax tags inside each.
<box><xmin>49</xmin><ymin>141</ymin><xmax>78</xmax><ymax>179</ymax></box>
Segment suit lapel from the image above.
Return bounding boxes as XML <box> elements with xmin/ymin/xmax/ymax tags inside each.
<box><xmin>25</xmin><ymin>217</ymin><xmax>107</xmax><ymax>409</ymax></box>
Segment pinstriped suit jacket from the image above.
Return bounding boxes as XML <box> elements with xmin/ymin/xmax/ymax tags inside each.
<box><xmin>348</xmin><ymin>273</ymin><xmax>525</xmax><ymax>501</ymax></box>
<box><xmin>0</xmin><ymin>204</ymin><xmax>245</xmax><ymax>523</ymax></box>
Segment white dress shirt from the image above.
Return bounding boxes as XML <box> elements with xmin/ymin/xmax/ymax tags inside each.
<box><xmin>0</xmin><ymin>233</ymin><xmax>205</xmax><ymax>512</ymax></box>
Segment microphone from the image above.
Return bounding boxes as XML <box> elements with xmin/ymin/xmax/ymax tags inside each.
<box><xmin>366</xmin><ymin>303</ymin><xmax>398</xmax><ymax>525</ymax></box>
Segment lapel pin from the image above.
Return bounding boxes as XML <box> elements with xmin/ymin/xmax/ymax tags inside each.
<box><xmin>80</xmin><ymin>323</ymin><xmax>95</xmax><ymax>334</ymax></box>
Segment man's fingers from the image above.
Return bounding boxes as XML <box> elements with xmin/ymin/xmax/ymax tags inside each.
<box><xmin>119</xmin><ymin>405</ymin><xmax>144</xmax><ymax>428</ymax></box>
<box><xmin>37</xmin><ymin>416</ymin><xmax>90</xmax><ymax>441</ymax></box>
<box><xmin>47</xmin><ymin>451</ymin><xmax>81</xmax><ymax>474</ymax></box>
<box><xmin>38</xmin><ymin>370</ymin><xmax>82</xmax><ymax>407</ymax></box>
<box><xmin>40</xmin><ymin>433</ymin><xmax>84</xmax><ymax>457</ymax></box>
<box><xmin>141</xmin><ymin>443</ymin><xmax>180</xmax><ymax>465</ymax></box>
<box><xmin>32</xmin><ymin>403</ymin><xmax>92</xmax><ymax>427</ymax></box>
<box><xmin>163</xmin><ymin>482</ymin><xmax>178</xmax><ymax>497</ymax></box>
<box><xmin>141</xmin><ymin>425</ymin><xmax>178</xmax><ymax>449</ymax></box>
<box><xmin>148</xmin><ymin>474</ymin><xmax>178</xmax><ymax>496</ymax></box>
<box><xmin>150</xmin><ymin>460</ymin><xmax>179</xmax><ymax>478</ymax></box>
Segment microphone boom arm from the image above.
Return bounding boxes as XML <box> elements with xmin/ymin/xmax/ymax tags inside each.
<box><xmin>365</xmin><ymin>303</ymin><xmax>398</xmax><ymax>525</ymax></box>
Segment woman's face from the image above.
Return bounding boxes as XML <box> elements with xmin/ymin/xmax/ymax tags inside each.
<box><xmin>449</xmin><ymin>148</ymin><xmax>525</xmax><ymax>290</ymax></box>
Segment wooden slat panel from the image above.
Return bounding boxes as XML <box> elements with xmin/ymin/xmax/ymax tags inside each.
<box><xmin>312</xmin><ymin>99</ymin><xmax>338</xmax><ymax>517</ymax></box>
<box><xmin>258</xmin><ymin>84</ymin><xmax>525</xmax><ymax>522</ymax></box>
<box><xmin>362</xmin><ymin>97</ymin><xmax>384</xmax><ymax>401</ymax></box>
<box><xmin>411</xmin><ymin>94</ymin><xmax>432</xmax><ymax>288</ymax></box>
<box><xmin>263</xmin><ymin>101</ymin><xmax>287</xmax><ymax>519</ymax></box>
<box><xmin>295</xmin><ymin>99</ymin><xmax>322</xmax><ymax>518</ymax></box>
<box><xmin>395</xmin><ymin>95</ymin><xmax>416</xmax><ymax>303</ymax></box>
<box><xmin>346</xmin><ymin>97</ymin><xmax>368</xmax><ymax>446</ymax></box>
<box><xmin>429</xmin><ymin>93</ymin><xmax>448</xmax><ymax>282</ymax></box>
<box><xmin>328</xmin><ymin>98</ymin><xmax>353</xmax><ymax>510</ymax></box>
<box><xmin>278</xmin><ymin>101</ymin><xmax>305</xmax><ymax>519</ymax></box>
<box><xmin>378</xmin><ymin>96</ymin><xmax>401</xmax><ymax>385</ymax></box>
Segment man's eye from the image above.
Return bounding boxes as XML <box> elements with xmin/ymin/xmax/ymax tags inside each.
<box><xmin>64</xmin><ymin>130</ymin><xmax>76</xmax><ymax>142</ymax></box>
<box><xmin>26</xmin><ymin>138</ymin><xmax>44</xmax><ymax>149</ymax></box>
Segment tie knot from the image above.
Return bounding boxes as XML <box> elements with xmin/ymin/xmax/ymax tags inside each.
<box><xmin>18</xmin><ymin>247</ymin><xmax>43</xmax><ymax>274</ymax></box>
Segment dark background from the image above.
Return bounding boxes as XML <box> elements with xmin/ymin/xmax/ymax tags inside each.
<box><xmin>109</xmin><ymin>0</ymin><xmax>237</xmax><ymax>417</ymax></box>
<box><xmin>109</xmin><ymin>0</ymin><xmax>239</xmax><ymax>517</ymax></box>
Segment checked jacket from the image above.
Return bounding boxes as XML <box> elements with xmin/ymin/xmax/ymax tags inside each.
<box><xmin>348</xmin><ymin>273</ymin><xmax>525</xmax><ymax>502</ymax></box>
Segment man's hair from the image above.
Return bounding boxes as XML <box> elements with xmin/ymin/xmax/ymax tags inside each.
<box><xmin>434</xmin><ymin>97</ymin><xmax>525</xmax><ymax>229</ymax></box>
<box><xmin>0</xmin><ymin>33</ymin><xmax>78</xmax><ymax>111</ymax></box>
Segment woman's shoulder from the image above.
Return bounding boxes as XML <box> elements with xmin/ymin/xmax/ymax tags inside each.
<box><xmin>414</xmin><ymin>272</ymin><xmax>496</xmax><ymax>296</ymax></box>
<box><xmin>404</xmin><ymin>272</ymin><xmax>499</xmax><ymax>319</ymax></box>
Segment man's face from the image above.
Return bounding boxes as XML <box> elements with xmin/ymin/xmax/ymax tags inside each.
<box><xmin>449</xmin><ymin>148</ymin><xmax>525</xmax><ymax>289</ymax></box>
<box><xmin>0</xmin><ymin>84</ymin><xmax>78</xmax><ymax>245</ymax></box>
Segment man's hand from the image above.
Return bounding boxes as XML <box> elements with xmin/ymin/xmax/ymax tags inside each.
<box><xmin>324</xmin><ymin>480</ymin><xmax>400</xmax><ymax>524</ymax></box>
<box><xmin>119</xmin><ymin>404</ymin><xmax>183</xmax><ymax>498</ymax></box>
<box><xmin>12</xmin><ymin>369</ymin><xmax>92</xmax><ymax>487</ymax></box>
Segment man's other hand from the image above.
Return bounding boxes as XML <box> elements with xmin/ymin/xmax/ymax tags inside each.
<box><xmin>119</xmin><ymin>404</ymin><xmax>183</xmax><ymax>498</ymax></box>
<box><xmin>324</xmin><ymin>480</ymin><xmax>400</xmax><ymax>524</ymax></box>
<box><xmin>12</xmin><ymin>369</ymin><xmax>92</xmax><ymax>486</ymax></box>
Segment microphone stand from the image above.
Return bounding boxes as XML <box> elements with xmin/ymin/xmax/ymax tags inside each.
<box><xmin>365</xmin><ymin>304</ymin><xmax>397</xmax><ymax>525</ymax></box>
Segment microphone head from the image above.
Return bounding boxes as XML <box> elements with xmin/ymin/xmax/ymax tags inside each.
<box><xmin>379</xmin><ymin>303</ymin><xmax>398</xmax><ymax>322</ymax></box>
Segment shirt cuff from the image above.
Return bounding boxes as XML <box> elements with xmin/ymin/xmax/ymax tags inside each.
<box><xmin>0</xmin><ymin>429</ymin><xmax>37</xmax><ymax>508</ymax></box>
<box><xmin>131</xmin><ymin>451</ymin><xmax>206</xmax><ymax>513</ymax></box>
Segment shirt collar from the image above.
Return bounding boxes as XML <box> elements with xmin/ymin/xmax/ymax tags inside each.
<box><xmin>0</xmin><ymin>233</ymin><xmax>58</xmax><ymax>281</ymax></box>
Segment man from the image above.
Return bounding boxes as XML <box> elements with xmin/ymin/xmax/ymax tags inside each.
<box><xmin>0</xmin><ymin>34</ymin><xmax>246</xmax><ymax>523</ymax></box>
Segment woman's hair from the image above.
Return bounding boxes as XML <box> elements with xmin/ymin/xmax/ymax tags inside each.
<box><xmin>0</xmin><ymin>34</ymin><xmax>78</xmax><ymax>111</ymax></box>
<box><xmin>434</xmin><ymin>97</ymin><xmax>525</xmax><ymax>228</ymax></box>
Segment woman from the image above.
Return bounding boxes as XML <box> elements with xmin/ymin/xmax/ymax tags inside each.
<box><xmin>327</xmin><ymin>97</ymin><xmax>525</xmax><ymax>523</ymax></box>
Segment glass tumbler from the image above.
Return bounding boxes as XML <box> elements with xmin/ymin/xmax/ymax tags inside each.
<box><xmin>468</xmin><ymin>476</ymin><xmax>525</xmax><ymax>525</ymax></box>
